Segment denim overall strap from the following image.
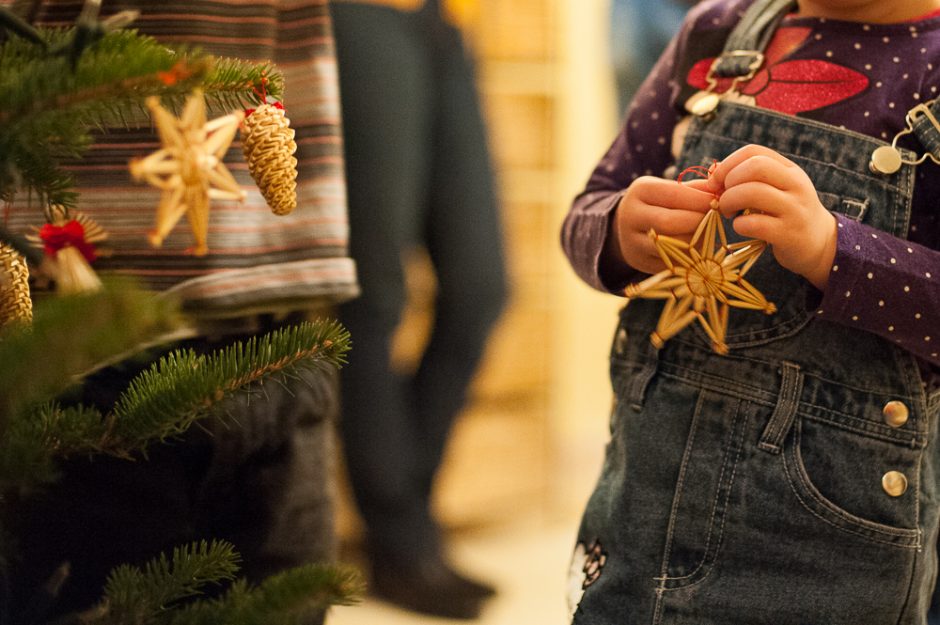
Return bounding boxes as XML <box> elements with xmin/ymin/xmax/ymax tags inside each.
<box><xmin>711</xmin><ymin>0</ymin><xmax>795</xmax><ymax>78</ymax></box>
<box><xmin>910</xmin><ymin>98</ymin><xmax>940</xmax><ymax>161</ymax></box>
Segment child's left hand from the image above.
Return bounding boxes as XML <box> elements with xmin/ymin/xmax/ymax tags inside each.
<box><xmin>707</xmin><ymin>144</ymin><xmax>838</xmax><ymax>291</ymax></box>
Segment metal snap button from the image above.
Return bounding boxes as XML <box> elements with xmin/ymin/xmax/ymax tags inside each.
<box><xmin>870</xmin><ymin>146</ymin><xmax>903</xmax><ymax>175</ymax></box>
<box><xmin>882</xmin><ymin>400</ymin><xmax>910</xmax><ymax>428</ymax></box>
<box><xmin>882</xmin><ymin>471</ymin><xmax>909</xmax><ymax>497</ymax></box>
<box><xmin>687</xmin><ymin>92</ymin><xmax>721</xmax><ymax>117</ymax></box>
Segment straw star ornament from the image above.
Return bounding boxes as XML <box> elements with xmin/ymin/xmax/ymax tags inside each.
<box><xmin>130</xmin><ymin>90</ymin><xmax>246</xmax><ymax>256</ymax></box>
<box><xmin>625</xmin><ymin>166</ymin><xmax>776</xmax><ymax>354</ymax></box>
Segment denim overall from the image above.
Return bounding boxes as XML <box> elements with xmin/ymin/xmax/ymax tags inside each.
<box><xmin>568</xmin><ymin>2</ymin><xmax>940</xmax><ymax>623</ymax></box>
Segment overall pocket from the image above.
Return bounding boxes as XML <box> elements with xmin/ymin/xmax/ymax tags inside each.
<box><xmin>781</xmin><ymin>413</ymin><xmax>922</xmax><ymax>547</ymax></box>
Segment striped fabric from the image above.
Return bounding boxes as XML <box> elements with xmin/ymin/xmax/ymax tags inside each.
<box><xmin>2</xmin><ymin>0</ymin><xmax>358</xmax><ymax>319</ymax></box>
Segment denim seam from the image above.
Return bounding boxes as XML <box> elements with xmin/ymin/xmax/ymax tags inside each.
<box><xmin>896</xmin><ymin>160</ymin><xmax>914</xmax><ymax>237</ymax></box>
<box><xmin>652</xmin><ymin>391</ymin><xmax>707</xmax><ymax>624</ymax></box>
<box><xmin>803</xmin><ymin>412</ymin><xmax>924</xmax><ymax>447</ymax></box>
<box><xmin>782</xmin><ymin>420</ymin><xmax>921</xmax><ymax>548</ymax></box>
<box><xmin>892</xmin><ymin>348</ymin><xmax>930</xmax><ymax>440</ymax></box>
<box><xmin>928</xmin><ymin>388</ymin><xmax>940</xmax><ymax>412</ymax></box>
<box><xmin>657</xmin><ymin>394</ymin><xmax>730</xmax><ymax>583</ymax></box>
<box><xmin>660</xmin><ymin>359</ymin><xmax>926</xmax><ymax>437</ymax></box>
<box><xmin>658</xmin><ymin>367</ymin><xmax>923</xmax><ymax>445</ymax></box>
<box><xmin>841</xmin><ymin>197</ymin><xmax>869</xmax><ymax>222</ymax></box>
<box><xmin>894</xmin><ymin>350</ymin><xmax>926</xmax><ymax>557</ymax></box>
<box><xmin>803</xmin><ymin>367</ymin><xmax>918</xmax><ymax>397</ymax></box>
<box><xmin>663</xmin><ymin>355</ymin><xmax>916</xmax><ymax>401</ymax></box>
<box><xmin>696</xmin><ymin>128</ymin><xmax>908</xmax><ymax>189</ymax></box>
<box><xmin>658</xmin><ymin>400</ymin><xmax>750</xmax><ymax>590</ymax></box>
<box><xmin>718</xmin><ymin>310</ymin><xmax>814</xmax><ymax>346</ymax></box>
<box><xmin>696</xmin><ymin>102</ymin><xmax>918</xmax><ymax>174</ymax></box>
<box><xmin>658</xmin><ymin>366</ymin><xmax>777</xmax><ymax>406</ymax></box>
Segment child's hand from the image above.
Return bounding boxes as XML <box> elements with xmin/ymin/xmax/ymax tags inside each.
<box><xmin>606</xmin><ymin>176</ymin><xmax>714</xmax><ymax>274</ymax></box>
<box><xmin>708</xmin><ymin>144</ymin><xmax>838</xmax><ymax>290</ymax></box>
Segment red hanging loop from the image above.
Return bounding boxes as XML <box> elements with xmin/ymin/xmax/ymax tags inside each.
<box><xmin>676</xmin><ymin>159</ymin><xmax>718</xmax><ymax>184</ymax></box>
<box><xmin>245</xmin><ymin>74</ymin><xmax>285</xmax><ymax>118</ymax></box>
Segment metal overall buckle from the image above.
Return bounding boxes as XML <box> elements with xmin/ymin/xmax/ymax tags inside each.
<box><xmin>686</xmin><ymin>51</ymin><xmax>765</xmax><ymax>117</ymax></box>
<box><xmin>870</xmin><ymin>100</ymin><xmax>940</xmax><ymax>174</ymax></box>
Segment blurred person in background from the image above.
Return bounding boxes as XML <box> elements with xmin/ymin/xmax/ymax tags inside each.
<box><xmin>610</xmin><ymin>0</ymin><xmax>697</xmax><ymax>112</ymax></box>
<box><xmin>330</xmin><ymin>0</ymin><xmax>507</xmax><ymax>619</ymax></box>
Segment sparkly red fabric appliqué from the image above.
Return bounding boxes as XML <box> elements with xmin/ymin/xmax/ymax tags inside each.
<box><xmin>686</xmin><ymin>26</ymin><xmax>869</xmax><ymax>115</ymax></box>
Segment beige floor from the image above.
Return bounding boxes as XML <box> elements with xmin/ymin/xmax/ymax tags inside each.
<box><xmin>327</xmin><ymin>510</ymin><xmax>580</xmax><ymax>625</ymax></box>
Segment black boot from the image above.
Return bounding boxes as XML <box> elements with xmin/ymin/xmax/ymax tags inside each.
<box><xmin>369</xmin><ymin>554</ymin><xmax>491</xmax><ymax>620</ymax></box>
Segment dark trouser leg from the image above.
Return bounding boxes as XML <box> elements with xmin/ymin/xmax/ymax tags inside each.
<box><xmin>413</xmin><ymin>20</ymin><xmax>507</xmax><ymax>500</ymax></box>
<box><xmin>331</xmin><ymin>4</ymin><xmax>501</xmax><ymax>619</ymax></box>
<box><xmin>330</xmin><ymin>2</ymin><xmax>440</xmax><ymax>557</ymax></box>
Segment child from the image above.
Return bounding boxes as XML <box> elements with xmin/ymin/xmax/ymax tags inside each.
<box><xmin>561</xmin><ymin>0</ymin><xmax>940</xmax><ymax>623</ymax></box>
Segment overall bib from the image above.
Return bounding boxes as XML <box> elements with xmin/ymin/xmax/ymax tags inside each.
<box><xmin>569</xmin><ymin>2</ymin><xmax>940</xmax><ymax>623</ymax></box>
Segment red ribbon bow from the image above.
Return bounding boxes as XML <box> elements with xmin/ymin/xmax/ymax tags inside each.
<box><xmin>39</xmin><ymin>220</ymin><xmax>96</xmax><ymax>262</ymax></box>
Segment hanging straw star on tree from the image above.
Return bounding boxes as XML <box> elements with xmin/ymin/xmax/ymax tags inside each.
<box><xmin>130</xmin><ymin>90</ymin><xmax>245</xmax><ymax>256</ymax></box>
<box><xmin>624</xmin><ymin>164</ymin><xmax>776</xmax><ymax>354</ymax></box>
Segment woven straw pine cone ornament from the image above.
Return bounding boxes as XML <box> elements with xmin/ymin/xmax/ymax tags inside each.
<box><xmin>241</xmin><ymin>101</ymin><xmax>298</xmax><ymax>215</ymax></box>
<box><xmin>0</xmin><ymin>243</ymin><xmax>32</xmax><ymax>329</ymax></box>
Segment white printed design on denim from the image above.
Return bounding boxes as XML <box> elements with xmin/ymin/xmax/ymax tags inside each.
<box><xmin>567</xmin><ymin>539</ymin><xmax>607</xmax><ymax>622</ymax></box>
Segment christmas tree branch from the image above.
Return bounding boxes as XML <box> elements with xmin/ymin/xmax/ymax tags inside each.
<box><xmin>105</xmin><ymin>320</ymin><xmax>350</xmax><ymax>452</ymax></box>
<box><xmin>0</xmin><ymin>278</ymin><xmax>183</xmax><ymax>424</ymax></box>
<box><xmin>96</xmin><ymin>540</ymin><xmax>241</xmax><ymax>625</ymax></box>
<box><xmin>0</xmin><ymin>309</ymin><xmax>349</xmax><ymax>491</ymax></box>
<box><xmin>0</xmin><ymin>403</ymin><xmax>107</xmax><ymax>489</ymax></box>
<box><xmin>0</xmin><ymin>27</ymin><xmax>282</xmax><ymax>206</ymax></box>
<box><xmin>69</xmin><ymin>542</ymin><xmax>362</xmax><ymax>625</ymax></box>
<box><xmin>166</xmin><ymin>565</ymin><xmax>364</xmax><ymax>625</ymax></box>
<box><xmin>0</xmin><ymin>6</ymin><xmax>45</xmax><ymax>46</ymax></box>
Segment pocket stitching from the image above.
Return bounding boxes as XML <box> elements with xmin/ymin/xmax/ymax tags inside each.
<box><xmin>782</xmin><ymin>419</ymin><xmax>921</xmax><ymax>548</ymax></box>
<box><xmin>659</xmin><ymin>396</ymin><xmax>750</xmax><ymax>589</ymax></box>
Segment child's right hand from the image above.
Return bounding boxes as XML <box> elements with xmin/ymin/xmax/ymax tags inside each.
<box><xmin>605</xmin><ymin>176</ymin><xmax>715</xmax><ymax>274</ymax></box>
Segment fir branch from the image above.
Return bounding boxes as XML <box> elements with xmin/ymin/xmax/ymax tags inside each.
<box><xmin>0</xmin><ymin>27</ymin><xmax>279</xmax><ymax>203</ymax></box>
<box><xmin>96</xmin><ymin>540</ymin><xmax>241</xmax><ymax>625</ymax></box>
<box><xmin>0</xmin><ymin>28</ymin><xmax>277</xmax><ymax>125</ymax></box>
<box><xmin>166</xmin><ymin>564</ymin><xmax>364</xmax><ymax>625</ymax></box>
<box><xmin>0</xmin><ymin>278</ymin><xmax>183</xmax><ymax>423</ymax></box>
<box><xmin>103</xmin><ymin>320</ymin><xmax>350</xmax><ymax>453</ymax></box>
<box><xmin>0</xmin><ymin>403</ymin><xmax>107</xmax><ymax>489</ymax></box>
<box><xmin>202</xmin><ymin>58</ymin><xmax>283</xmax><ymax>113</ymax></box>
